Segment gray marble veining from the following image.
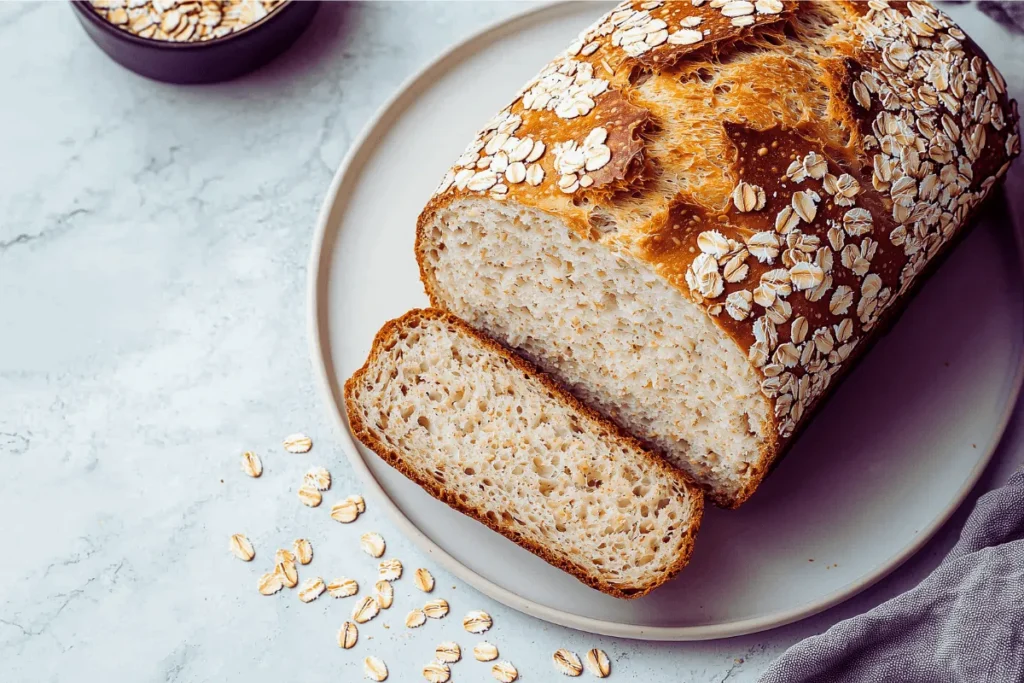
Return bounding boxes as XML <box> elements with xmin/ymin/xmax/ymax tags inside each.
<box><xmin>1</xmin><ymin>3</ymin><xmax>1022</xmax><ymax>682</ymax></box>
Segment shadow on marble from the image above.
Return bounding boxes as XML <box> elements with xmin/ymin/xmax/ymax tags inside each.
<box><xmin>231</xmin><ymin>1</ymin><xmax>358</xmax><ymax>90</ymax></box>
<box><xmin>234</xmin><ymin>3</ymin><xmax>355</xmax><ymax>90</ymax></box>
<box><xmin>121</xmin><ymin>2</ymin><xmax>355</xmax><ymax>96</ymax></box>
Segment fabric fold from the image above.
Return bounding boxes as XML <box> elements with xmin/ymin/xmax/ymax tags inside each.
<box><xmin>759</xmin><ymin>469</ymin><xmax>1024</xmax><ymax>683</ymax></box>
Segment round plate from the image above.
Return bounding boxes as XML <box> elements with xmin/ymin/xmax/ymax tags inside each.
<box><xmin>309</xmin><ymin>2</ymin><xmax>1024</xmax><ymax>640</ymax></box>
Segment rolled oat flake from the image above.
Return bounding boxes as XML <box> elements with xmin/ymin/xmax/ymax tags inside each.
<box><xmin>88</xmin><ymin>0</ymin><xmax>288</xmax><ymax>43</ymax></box>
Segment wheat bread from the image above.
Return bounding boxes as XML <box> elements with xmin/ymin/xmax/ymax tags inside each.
<box><xmin>344</xmin><ymin>309</ymin><xmax>704</xmax><ymax>599</ymax></box>
<box><xmin>416</xmin><ymin>0</ymin><xmax>1020</xmax><ymax>506</ymax></box>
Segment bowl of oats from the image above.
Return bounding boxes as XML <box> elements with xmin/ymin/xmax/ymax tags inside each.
<box><xmin>71</xmin><ymin>0</ymin><xmax>319</xmax><ymax>84</ymax></box>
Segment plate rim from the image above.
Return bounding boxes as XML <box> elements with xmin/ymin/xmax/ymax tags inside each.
<box><xmin>307</xmin><ymin>0</ymin><xmax>1024</xmax><ymax>640</ymax></box>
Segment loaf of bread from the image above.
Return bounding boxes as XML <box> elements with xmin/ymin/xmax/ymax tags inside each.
<box><xmin>344</xmin><ymin>309</ymin><xmax>704</xmax><ymax>598</ymax></box>
<box><xmin>417</xmin><ymin>0</ymin><xmax>1020</xmax><ymax>507</ymax></box>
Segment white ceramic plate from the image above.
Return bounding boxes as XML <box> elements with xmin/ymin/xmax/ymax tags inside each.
<box><xmin>309</xmin><ymin>2</ymin><xmax>1024</xmax><ymax>640</ymax></box>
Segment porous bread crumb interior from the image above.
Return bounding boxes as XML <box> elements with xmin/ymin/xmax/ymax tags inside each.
<box><xmin>422</xmin><ymin>199</ymin><xmax>770</xmax><ymax>501</ymax></box>
<box><xmin>349</xmin><ymin>314</ymin><xmax>696</xmax><ymax>591</ymax></box>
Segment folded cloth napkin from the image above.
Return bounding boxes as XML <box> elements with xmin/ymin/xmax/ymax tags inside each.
<box><xmin>944</xmin><ymin>2</ymin><xmax>1024</xmax><ymax>33</ymax></box>
<box><xmin>978</xmin><ymin>1</ymin><xmax>1024</xmax><ymax>33</ymax></box>
<box><xmin>759</xmin><ymin>468</ymin><xmax>1024</xmax><ymax>683</ymax></box>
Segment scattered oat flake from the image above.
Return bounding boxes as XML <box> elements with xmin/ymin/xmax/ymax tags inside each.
<box><xmin>586</xmin><ymin>649</ymin><xmax>611</xmax><ymax>678</ymax></box>
<box><xmin>414</xmin><ymin>568</ymin><xmax>435</xmax><ymax>593</ymax></box>
<box><xmin>331</xmin><ymin>498</ymin><xmax>360</xmax><ymax>523</ymax></box>
<box><xmin>258</xmin><ymin>571</ymin><xmax>283</xmax><ymax>595</ymax></box>
<box><xmin>304</xmin><ymin>466</ymin><xmax>331</xmax><ymax>491</ymax></box>
<box><xmin>229</xmin><ymin>534</ymin><xmax>254</xmax><ymax>561</ymax></box>
<box><xmin>374</xmin><ymin>580</ymin><xmax>394</xmax><ymax>609</ymax></box>
<box><xmin>463</xmin><ymin>610</ymin><xmax>493</xmax><ymax>633</ymax></box>
<box><xmin>364</xmin><ymin>656</ymin><xmax>388</xmax><ymax>682</ymax></box>
<box><xmin>274</xmin><ymin>548</ymin><xmax>299</xmax><ymax>589</ymax></box>
<box><xmin>474</xmin><ymin>642</ymin><xmax>499</xmax><ymax>662</ymax></box>
<box><xmin>424</xmin><ymin>598</ymin><xmax>450</xmax><ymax>619</ymax></box>
<box><xmin>293</xmin><ymin>538</ymin><xmax>313</xmax><ymax>565</ymax></box>
<box><xmin>554</xmin><ymin>649</ymin><xmax>583</xmax><ymax>677</ymax></box>
<box><xmin>276</xmin><ymin>558</ymin><xmax>298</xmax><ymax>588</ymax></box>
<box><xmin>241</xmin><ymin>451</ymin><xmax>262</xmax><ymax>477</ymax></box>
<box><xmin>423</xmin><ymin>662</ymin><xmax>451</xmax><ymax>683</ymax></box>
<box><xmin>348</xmin><ymin>494</ymin><xmax>366</xmax><ymax>513</ymax></box>
<box><xmin>297</xmin><ymin>484</ymin><xmax>322</xmax><ymax>507</ymax></box>
<box><xmin>406</xmin><ymin>609</ymin><xmax>427</xmax><ymax>628</ymax></box>
<box><xmin>298</xmin><ymin>577</ymin><xmax>326</xmax><ymax>603</ymax></box>
<box><xmin>573</xmin><ymin>651</ymin><xmax>602</xmax><ymax>675</ymax></box>
<box><xmin>379</xmin><ymin>559</ymin><xmax>403</xmax><ymax>581</ymax></box>
<box><xmin>492</xmin><ymin>661</ymin><xmax>518</xmax><ymax>683</ymax></box>
<box><xmin>328</xmin><ymin>577</ymin><xmax>359</xmax><ymax>598</ymax></box>
<box><xmin>283</xmin><ymin>433</ymin><xmax>313</xmax><ymax>453</ymax></box>
<box><xmin>361</xmin><ymin>532</ymin><xmax>386</xmax><ymax>558</ymax></box>
<box><xmin>353</xmin><ymin>595</ymin><xmax>380</xmax><ymax>623</ymax></box>
<box><xmin>436</xmin><ymin>641</ymin><xmax>461</xmax><ymax>664</ymax></box>
<box><xmin>338</xmin><ymin>621</ymin><xmax>358</xmax><ymax>649</ymax></box>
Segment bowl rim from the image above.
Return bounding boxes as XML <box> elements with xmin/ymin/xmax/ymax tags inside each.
<box><xmin>70</xmin><ymin>0</ymin><xmax>297</xmax><ymax>50</ymax></box>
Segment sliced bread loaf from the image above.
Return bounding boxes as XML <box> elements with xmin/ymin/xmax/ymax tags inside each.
<box><xmin>417</xmin><ymin>1</ymin><xmax>1020</xmax><ymax>506</ymax></box>
<box><xmin>344</xmin><ymin>309</ymin><xmax>703</xmax><ymax>599</ymax></box>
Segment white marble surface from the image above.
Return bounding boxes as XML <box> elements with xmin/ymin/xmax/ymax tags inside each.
<box><xmin>1</xmin><ymin>2</ymin><xmax>1022</xmax><ymax>682</ymax></box>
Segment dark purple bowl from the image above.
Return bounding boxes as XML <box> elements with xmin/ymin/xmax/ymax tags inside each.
<box><xmin>70</xmin><ymin>1</ymin><xmax>319</xmax><ymax>84</ymax></box>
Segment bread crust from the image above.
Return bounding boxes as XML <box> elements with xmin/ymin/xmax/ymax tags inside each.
<box><xmin>415</xmin><ymin>0</ymin><xmax>1021</xmax><ymax>507</ymax></box>
<box><xmin>344</xmin><ymin>308</ymin><xmax>705</xmax><ymax>599</ymax></box>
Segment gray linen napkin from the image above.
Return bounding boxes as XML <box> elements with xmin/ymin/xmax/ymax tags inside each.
<box><xmin>945</xmin><ymin>2</ymin><xmax>1024</xmax><ymax>33</ymax></box>
<box><xmin>758</xmin><ymin>468</ymin><xmax>1024</xmax><ymax>683</ymax></box>
<box><xmin>978</xmin><ymin>1</ymin><xmax>1024</xmax><ymax>33</ymax></box>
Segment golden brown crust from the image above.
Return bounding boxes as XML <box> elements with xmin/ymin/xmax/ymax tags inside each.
<box><xmin>417</xmin><ymin>1</ymin><xmax>1021</xmax><ymax>507</ymax></box>
<box><xmin>344</xmin><ymin>308</ymin><xmax>705</xmax><ymax>599</ymax></box>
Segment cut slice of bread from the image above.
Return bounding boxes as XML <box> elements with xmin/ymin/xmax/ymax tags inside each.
<box><xmin>344</xmin><ymin>309</ymin><xmax>704</xmax><ymax>599</ymax></box>
<box><xmin>419</xmin><ymin>198</ymin><xmax>771</xmax><ymax>508</ymax></box>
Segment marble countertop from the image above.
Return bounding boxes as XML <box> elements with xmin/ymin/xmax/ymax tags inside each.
<box><xmin>1</xmin><ymin>2</ymin><xmax>1022</xmax><ymax>681</ymax></box>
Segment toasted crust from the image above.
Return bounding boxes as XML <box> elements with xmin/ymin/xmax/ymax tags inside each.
<box><xmin>416</xmin><ymin>1</ymin><xmax>1021</xmax><ymax>507</ymax></box>
<box><xmin>344</xmin><ymin>308</ymin><xmax>704</xmax><ymax>599</ymax></box>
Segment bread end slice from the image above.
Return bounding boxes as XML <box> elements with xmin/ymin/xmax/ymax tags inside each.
<box><xmin>344</xmin><ymin>309</ymin><xmax>703</xmax><ymax>599</ymax></box>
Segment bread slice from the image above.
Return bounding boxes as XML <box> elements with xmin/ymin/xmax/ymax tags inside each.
<box><xmin>419</xmin><ymin>198</ymin><xmax>771</xmax><ymax>508</ymax></box>
<box><xmin>416</xmin><ymin>1</ymin><xmax>1020</xmax><ymax>507</ymax></box>
<box><xmin>344</xmin><ymin>309</ymin><xmax>703</xmax><ymax>599</ymax></box>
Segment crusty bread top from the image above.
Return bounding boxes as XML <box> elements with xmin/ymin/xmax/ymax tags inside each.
<box><xmin>418</xmin><ymin>0</ymin><xmax>1019</xmax><ymax>445</ymax></box>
